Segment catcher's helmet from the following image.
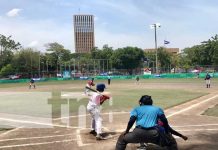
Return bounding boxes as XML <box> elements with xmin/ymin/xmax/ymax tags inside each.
<box><xmin>139</xmin><ymin>95</ymin><xmax>153</xmax><ymax>106</ymax></box>
<box><xmin>96</xmin><ymin>83</ymin><xmax>106</xmax><ymax>92</ymax></box>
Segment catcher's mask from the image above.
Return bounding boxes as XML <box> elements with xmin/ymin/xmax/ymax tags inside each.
<box><xmin>139</xmin><ymin>95</ymin><xmax>153</xmax><ymax>106</ymax></box>
<box><xmin>96</xmin><ymin>83</ymin><xmax>106</xmax><ymax>92</ymax></box>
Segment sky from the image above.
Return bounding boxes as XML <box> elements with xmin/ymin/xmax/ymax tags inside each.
<box><xmin>0</xmin><ymin>0</ymin><xmax>218</xmax><ymax>53</ymax></box>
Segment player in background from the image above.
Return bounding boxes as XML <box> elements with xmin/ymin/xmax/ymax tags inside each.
<box><xmin>29</xmin><ymin>78</ymin><xmax>35</xmax><ymax>89</ymax></box>
<box><xmin>84</xmin><ymin>80</ymin><xmax>95</xmax><ymax>95</ymax></box>
<box><xmin>87</xmin><ymin>83</ymin><xmax>110</xmax><ymax>140</ymax></box>
<box><xmin>205</xmin><ymin>72</ymin><xmax>211</xmax><ymax>88</ymax></box>
<box><xmin>107</xmin><ymin>75</ymin><xmax>111</xmax><ymax>85</ymax></box>
<box><xmin>135</xmin><ymin>76</ymin><xmax>140</xmax><ymax>85</ymax></box>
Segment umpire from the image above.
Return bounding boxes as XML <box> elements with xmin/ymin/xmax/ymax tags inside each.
<box><xmin>115</xmin><ymin>95</ymin><xmax>170</xmax><ymax>150</ymax></box>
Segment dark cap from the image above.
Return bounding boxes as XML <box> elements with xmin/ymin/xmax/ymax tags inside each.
<box><xmin>139</xmin><ymin>95</ymin><xmax>153</xmax><ymax>105</ymax></box>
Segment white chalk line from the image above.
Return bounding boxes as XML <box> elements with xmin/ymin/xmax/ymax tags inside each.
<box><xmin>54</xmin><ymin>94</ymin><xmax>218</xmax><ymax>121</ymax></box>
<box><xmin>52</xmin><ymin>111</ymin><xmax>129</xmax><ymax>120</ymax></box>
<box><xmin>177</xmin><ymin>128</ymin><xmax>218</xmax><ymax>132</ymax></box>
<box><xmin>114</xmin><ymin>128</ymin><xmax>218</xmax><ymax>133</ymax></box>
<box><xmin>76</xmin><ymin>126</ymin><xmax>119</xmax><ymax>147</ymax></box>
<box><xmin>0</xmin><ymin>139</ymin><xmax>76</xmax><ymax>149</ymax></box>
<box><xmin>0</xmin><ymin>133</ymin><xmax>73</xmax><ymax>142</ymax></box>
<box><xmin>0</xmin><ymin>117</ymin><xmax>80</xmax><ymax>129</ymax></box>
<box><xmin>172</xmin><ymin>124</ymin><xmax>218</xmax><ymax>128</ymax></box>
<box><xmin>56</xmin><ymin>94</ymin><xmax>218</xmax><ymax>147</ymax></box>
<box><xmin>0</xmin><ymin>127</ymin><xmax>23</xmax><ymax>138</ymax></box>
<box><xmin>76</xmin><ymin>129</ymin><xmax>91</xmax><ymax>147</ymax></box>
<box><xmin>167</xmin><ymin>94</ymin><xmax>218</xmax><ymax>118</ymax></box>
<box><xmin>1</xmin><ymin>94</ymin><xmax>218</xmax><ymax>148</ymax></box>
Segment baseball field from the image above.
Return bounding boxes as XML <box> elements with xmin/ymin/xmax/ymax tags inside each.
<box><xmin>0</xmin><ymin>78</ymin><xmax>218</xmax><ymax>150</ymax></box>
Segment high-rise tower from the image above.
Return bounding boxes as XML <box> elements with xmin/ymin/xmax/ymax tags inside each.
<box><xmin>73</xmin><ymin>15</ymin><xmax>95</xmax><ymax>53</ymax></box>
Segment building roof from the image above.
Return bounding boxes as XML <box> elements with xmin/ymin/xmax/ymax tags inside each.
<box><xmin>144</xmin><ymin>48</ymin><xmax>179</xmax><ymax>54</ymax></box>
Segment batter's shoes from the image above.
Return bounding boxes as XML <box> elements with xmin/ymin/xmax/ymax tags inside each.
<box><xmin>89</xmin><ymin>130</ymin><xmax>97</xmax><ymax>136</ymax></box>
<box><xmin>96</xmin><ymin>134</ymin><xmax>106</xmax><ymax>140</ymax></box>
<box><xmin>137</xmin><ymin>143</ymin><xmax>147</xmax><ymax>150</ymax></box>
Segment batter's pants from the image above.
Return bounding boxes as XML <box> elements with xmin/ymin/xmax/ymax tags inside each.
<box><xmin>87</xmin><ymin>106</ymin><xmax>102</xmax><ymax>135</ymax></box>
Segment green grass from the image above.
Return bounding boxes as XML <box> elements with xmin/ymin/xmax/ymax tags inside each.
<box><xmin>0</xmin><ymin>78</ymin><xmax>210</xmax><ymax>117</ymax></box>
<box><xmin>203</xmin><ymin>103</ymin><xmax>218</xmax><ymax>117</ymax></box>
<box><xmin>102</xmin><ymin>89</ymin><xmax>206</xmax><ymax>112</ymax></box>
<box><xmin>1</xmin><ymin>78</ymin><xmax>218</xmax><ymax>88</ymax></box>
<box><xmin>0</xmin><ymin>80</ymin><xmax>78</xmax><ymax>88</ymax></box>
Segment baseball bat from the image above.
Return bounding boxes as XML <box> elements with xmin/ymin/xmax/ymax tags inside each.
<box><xmin>85</xmin><ymin>86</ymin><xmax>98</xmax><ymax>93</ymax></box>
<box><xmin>85</xmin><ymin>86</ymin><xmax>111</xmax><ymax>97</ymax></box>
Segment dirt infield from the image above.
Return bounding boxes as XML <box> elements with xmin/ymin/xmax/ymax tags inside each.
<box><xmin>0</xmin><ymin>80</ymin><xmax>218</xmax><ymax>150</ymax></box>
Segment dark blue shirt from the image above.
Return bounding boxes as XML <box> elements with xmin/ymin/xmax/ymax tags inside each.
<box><xmin>205</xmin><ymin>74</ymin><xmax>211</xmax><ymax>80</ymax></box>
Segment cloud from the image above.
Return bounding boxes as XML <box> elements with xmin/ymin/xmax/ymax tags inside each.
<box><xmin>94</xmin><ymin>16</ymin><xmax>99</xmax><ymax>21</ymax></box>
<box><xmin>6</xmin><ymin>8</ymin><xmax>22</xmax><ymax>17</ymax></box>
<box><xmin>27</xmin><ymin>41</ymin><xmax>39</xmax><ymax>48</ymax></box>
<box><xmin>0</xmin><ymin>17</ymin><xmax>73</xmax><ymax>52</ymax></box>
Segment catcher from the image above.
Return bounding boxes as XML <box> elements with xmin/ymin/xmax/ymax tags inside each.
<box><xmin>86</xmin><ymin>83</ymin><xmax>110</xmax><ymax>140</ymax></box>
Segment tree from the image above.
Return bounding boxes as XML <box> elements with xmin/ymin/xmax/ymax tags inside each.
<box><xmin>201</xmin><ymin>35</ymin><xmax>218</xmax><ymax>65</ymax></box>
<box><xmin>171</xmin><ymin>54</ymin><xmax>180</xmax><ymax>73</ymax></box>
<box><xmin>45</xmin><ymin>42</ymin><xmax>71</xmax><ymax>73</ymax></box>
<box><xmin>177</xmin><ymin>53</ymin><xmax>191</xmax><ymax>73</ymax></box>
<box><xmin>91</xmin><ymin>45</ymin><xmax>113</xmax><ymax>59</ymax></box>
<box><xmin>181</xmin><ymin>34</ymin><xmax>218</xmax><ymax>67</ymax></box>
<box><xmin>157</xmin><ymin>47</ymin><xmax>172</xmax><ymax>73</ymax></box>
<box><xmin>144</xmin><ymin>51</ymin><xmax>156</xmax><ymax>71</ymax></box>
<box><xmin>111</xmin><ymin>47</ymin><xmax>144</xmax><ymax>74</ymax></box>
<box><xmin>12</xmin><ymin>48</ymin><xmax>40</xmax><ymax>77</ymax></box>
<box><xmin>0</xmin><ymin>34</ymin><xmax>21</xmax><ymax>68</ymax></box>
<box><xmin>0</xmin><ymin>64</ymin><xmax>14</xmax><ymax>77</ymax></box>
<box><xmin>91</xmin><ymin>45</ymin><xmax>114</xmax><ymax>72</ymax></box>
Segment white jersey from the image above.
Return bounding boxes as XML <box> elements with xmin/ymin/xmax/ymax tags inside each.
<box><xmin>87</xmin><ymin>92</ymin><xmax>102</xmax><ymax>134</ymax></box>
<box><xmin>87</xmin><ymin>92</ymin><xmax>101</xmax><ymax>109</ymax></box>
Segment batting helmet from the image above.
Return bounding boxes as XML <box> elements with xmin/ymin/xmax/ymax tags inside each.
<box><xmin>96</xmin><ymin>83</ymin><xmax>106</xmax><ymax>92</ymax></box>
<box><xmin>139</xmin><ymin>95</ymin><xmax>153</xmax><ymax>106</ymax></box>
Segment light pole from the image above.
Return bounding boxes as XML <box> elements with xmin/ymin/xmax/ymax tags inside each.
<box><xmin>38</xmin><ymin>51</ymin><xmax>41</xmax><ymax>78</ymax></box>
<box><xmin>45</xmin><ymin>51</ymin><xmax>53</xmax><ymax>77</ymax></box>
<box><xmin>150</xmin><ymin>23</ymin><xmax>161</xmax><ymax>74</ymax></box>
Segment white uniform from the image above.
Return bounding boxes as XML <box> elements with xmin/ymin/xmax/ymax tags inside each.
<box><xmin>84</xmin><ymin>83</ymin><xmax>91</xmax><ymax>95</ymax></box>
<box><xmin>87</xmin><ymin>92</ymin><xmax>102</xmax><ymax>134</ymax></box>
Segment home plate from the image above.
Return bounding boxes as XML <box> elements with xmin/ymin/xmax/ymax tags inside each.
<box><xmin>80</xmin><ymin>129</ymin><xmax>119</xmax><ymax>144</ymax></box>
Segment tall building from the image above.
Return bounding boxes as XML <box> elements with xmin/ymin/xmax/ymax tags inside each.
<box><xmin>73</xmin><ymin>14</ymin><xmax>95</xmax><ymax>53</ymax></box>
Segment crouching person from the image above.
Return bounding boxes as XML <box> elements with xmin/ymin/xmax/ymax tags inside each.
<box><xmin>115</xmin><ymin>95</ymin><xmax>176</xmax><ymax>150</ymax></box>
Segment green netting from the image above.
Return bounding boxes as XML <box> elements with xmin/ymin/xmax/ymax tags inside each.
<box><xmin>0</xmin><ymin>79</ymin><xmax>29</xmax><ymax>83</ymax></box>
<box><xmin>0</xmin><ymin>72</ymin><xmax>217</xmax><ymax>84</ymax></box>
<box><xmin>213</xmin><ymin>73</ymin><xmax>218</xmax><ymax>77</ymax></box>
<box><xmin>160</xmin><ymin>73</ymin><xmax>196</xmax><ymax>78</ymax></box>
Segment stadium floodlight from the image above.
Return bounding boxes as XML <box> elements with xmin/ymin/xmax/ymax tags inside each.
<box><xmin>150</xmin><ymin>23</ymin><xmax>161</xmax><ymax>74</ymax></box>
<box><xmin>38</xmin><ymin>51</ymin><xmax>41</xmax><ymax>78</ymax></box>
